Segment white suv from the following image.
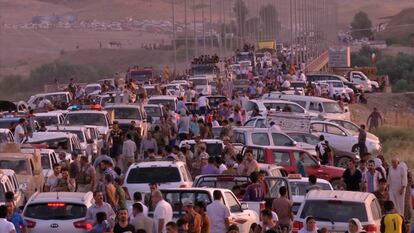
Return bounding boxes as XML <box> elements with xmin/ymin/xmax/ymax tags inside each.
<box><xmin>23</xmin><ymin>192</ymin><xmax>94</xmax><ymax>233</ymax></box>
<box><xmin>293</xmin><ymin>190</ymin><xmax>382</xmax><ymax>233</ymax></box>
<box><xmin>124</xmin><ymin>160</ymin><xmax>193</xmax><ymax>199</ymax></box>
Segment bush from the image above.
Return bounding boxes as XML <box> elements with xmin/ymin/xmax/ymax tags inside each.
<box><xmin>372</xmin><ymin>127</ymin><xmax>414</xmax><ymax>143</ymax></box>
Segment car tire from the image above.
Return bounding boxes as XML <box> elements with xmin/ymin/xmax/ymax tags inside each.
<box><xmin>336</xmin><ymin>156</ymin><xmax>351</xmax><ymax>168</ymax></box>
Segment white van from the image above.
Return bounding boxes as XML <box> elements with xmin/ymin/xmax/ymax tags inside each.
<box><xmin>244</xmin><ymin>99</ymin><xmax>316</xmax><ymax>118</ymax></box>
<box><xmin>276</xmin><ymin>95</ymin><xmax>350</xmax><ymax>120</ymax></box>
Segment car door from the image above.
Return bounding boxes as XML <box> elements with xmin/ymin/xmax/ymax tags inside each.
<box><xmin>293</xmin><ymin>151</ymin><xmax>324</xmax><ymax>177</ymax></box>
<box><xmin>223</xmin><ymin>191</ymin><xmax>254</xmax><ymax>233</ymax></box>
<box><xmin>325</xmin><ymin>124</ymin><xmax>351</xmax><ymax>151</ymax></box>
<box><xmin>264</xmin><ymin>177</ymin><xmax>291</xmax><ymax>200</ymax></box>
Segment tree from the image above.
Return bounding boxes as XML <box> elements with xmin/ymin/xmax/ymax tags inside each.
<box><xmin>350</xmin><ymin>11</ymin><xmax>373</xmax><ymax>39</ymax></box>
<box><xmin>259</xmin><ymin>4</ymin><xmax>281</xmax><ymax>40</ymax></box>
<box><xmin>233</xmin><ymin>0</ymin><xmax>248</xmax><ymax>41</ymax></box>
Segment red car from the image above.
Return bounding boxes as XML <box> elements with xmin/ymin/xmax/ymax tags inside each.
<box><xmin>243</xmin><ymin>146</ymin><xmax>344</xmax><ymax>188</ymax></box>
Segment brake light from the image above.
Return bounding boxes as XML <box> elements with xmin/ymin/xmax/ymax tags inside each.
<box><xmin>122</xmin><ymin>187</ymin><xmax>131</xmax><ymax>200</ymax></box>
<box><xmin>179</xmin><ymin>184</ymin><xmax>188</xmax><ymax>188</ymax></box>
<box><xmin>73</xmin><ymin>220</ymin><xmax>92</xmax><ymax>230</ymax></box>
<box><xmin>47</xmin><ymin>202</ymin><xmax>65</xmax><ymax>207</ymax></box>
<box><xmin>363</xmin><ymin>224</ymin><xmax>377</xmax><ymax>233</ymax></box>
<box><xmin>26</xmin><ymin>219</ymin><xmax>36</xmax><ymax>228</ymax></box>
<box><xmin>292</xmin><ymin>221</ymin><xmax>303</xmax><ymax>233</ymax></box>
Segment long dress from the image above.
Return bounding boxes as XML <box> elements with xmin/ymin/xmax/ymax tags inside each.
<box><xmin>388</xmin><ymin>164</ymin><xmax>408</xmax><ymax>215</ymax></box>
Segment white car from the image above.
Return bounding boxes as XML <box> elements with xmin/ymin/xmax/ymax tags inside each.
<box><xmin>39</xmin><ymin>149</ymin><xmax>59</xmax><ymax>180</ymax></box>
<box><xmin>0</xmin><ymin>128</ymin><xmax>14</xmax><ymax>143</ymax></box>
<box><xmin>123</xmin><ymin>160</ymin><xmax>193</xmax><ymax>200</ymax></box>
<box><xmin>23</xmin><ymin>192</ymin><xmax>94</xmax><ymax>233</ymax></box>
<box><xmin>287</xmin><ymin>175</ymin><xmax>333</xmax><ymax>214</ymax></box>
<box><xmin>310</xmin><ymin>121</ymin><xmax>381</xmax><ymax>155</ymax></box>
<box><xmin>326</xmin><ymin>119</ymin><xmax>379</xmax><ymax>142</ymax></box>
<box><xmin>34</xmin><ymin>112</ymin><xmax>66</xmax><ymax>128</ymax></box>
<box><xmin>104</xmin><ymin>103</ymin><xmax>148</xmax><ymax>138</ymax></box>
<box><xmin>63</xmin><ymin>110</ymin><xmax>111</xmax><ymax>140</ymax></box>
<box><xmin>144</xmin><ymin>104</ymin><xmax>164</xmax><ymax>127</ymax></box>
<box><xmin>84</xmin><ymin>83</ymin><xmax>102</xmax><ymax>96</ymax></box>
<box><xmin>233</xmin><ymin>128</ymin><xmax>317</xmax><ymax>156</ymax></box>
<box><xmin>189</xmin><ymin>76</ymin><xmax>212</xmax><ymax>95</ymax></box>
<box><xmin>244</xmin><ymin>99</ymin><xmax>316</xmax><ymax>118</ymax></box>
<box><xmin>293</xmin><ymin>190</ymin><xmax>382</xmax><ymax>233</ymax></box>
<box><xmin>0</xmin><ymin>170</ymin><xmax>25</xmax><ymax>208</ymax></box>
<box><xmin>27</xmin><ymin>92</ymin><xmax>72</xmax><ymax>110</ymax></box>
<box><xmin>147</xmin><ymin>95</ymin><xmax>178</xmax><ymax>112</ymax></box>
<box><xmin>48</xmin><ymin>126</ymin><xmax>95</xmax><ymax>159</ymax></box>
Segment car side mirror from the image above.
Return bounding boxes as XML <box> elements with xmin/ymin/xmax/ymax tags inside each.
<box><xmin>241</xmin><ymin>202</ymin><xmax>249</xmax><ymax>211</ymax></box>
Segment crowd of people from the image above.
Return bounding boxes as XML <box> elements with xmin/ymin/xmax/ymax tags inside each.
<box><xmin>0</xmin><ymin>45</ymin><xmax>407</xmax><ymax>233</ymax></box>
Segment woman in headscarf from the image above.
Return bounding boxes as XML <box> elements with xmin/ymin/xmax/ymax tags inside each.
<box><xmin>299</xmin><ymin>216</ymin><xmax>319</xmax><ymax>233</ymax></box>
<box><xmin>374</xmin><ymin>158</ymin><xmax>387</xmax><ymax>179</ymax></box>
<box><xmin>345</xmin><ymin>218</ymin><xmax>366</xmax><ymax>233</ymax></box>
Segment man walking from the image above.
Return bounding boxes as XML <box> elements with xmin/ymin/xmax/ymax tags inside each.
<box><xmin>272</xmin><ymin>186</ymin><xmax>293</xmax><ymax>232</ymax></box>
<box><xmin>207</xmin><ymin>191</ymin><xmax>230</xmax><ymax>233</ymax></box>
<box><xmin>388</xmin><ymin>158</ymin><xmax>407</xmax><ymax>215</ymax></box>
<box><xmin>152</xmin><ymin>190</ymin><xmax>173</xmax><ymax>233</ymax></box>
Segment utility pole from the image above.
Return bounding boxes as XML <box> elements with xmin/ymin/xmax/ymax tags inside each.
<box><xmin>209</xmin><ymin>0</ymin><xmax>213</xmax><ymax>49</ymax></box>
<box><xmin>184</xmin><ymin>0</ymin><xmax>189</xmax><ymax>66</ymax></box>
<box><xmin>172</xmin><ymin>0</ymin><xmax>177</xmax><ymax>71</ymax></box>
<box><xmin>193</xmin><ymin>0</ymin><xmax>198</xmax><ymax>57</ymax></box>
<box><xmin>202</xmin><ymin>4</ymin><xmax>206</xmax><ymax>53</ymax></box>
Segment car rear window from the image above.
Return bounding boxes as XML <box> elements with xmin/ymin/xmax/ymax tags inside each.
<box><xmin>24</xmin><ymin>203</ymin><xmax>87</xmax><ymax>220</ymax></box>
<box><xmin>127</xmin><ymin>167</ymin><xmax>181</xmax><ymax>183</ymax></box>
<box><xmin>300</xmin><ymin>200</ymin><xmax>367</xmax><ymax>222</ymax></box>
<box><xmin>290</xmin><ymin>182</ymin><xmax>332</xmax><ymax>196</ymax></box>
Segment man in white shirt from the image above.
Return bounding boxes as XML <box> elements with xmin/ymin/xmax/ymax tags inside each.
<box><xmin>13</xmin><ymin>118</ymin><xmax>26</xmax><ymax>144</ymax></box>
<box><xmin>206</xmin><ymin>190</ymin><xmax>230</xmax><ymax>233</ymax></box>
<box><xmin>0</xmin><ymin>205</ymin><xmax>15</xmax><ymax>233</ymax></box>
<box><xmin>44</xmin><ymin>163</ymin><xmax>61</xmax><ymax>192</ymax></box>
<box><xmin>281</xmin><ymin>79</ymin><xmax>291</xmax><ymax>90</ymax></box>
<box><xmin>86</xmin><ymin>191</ymin><xmax>116</xmax><ymax>225</ymax></box>
<box><xmin>121</xmin><ymin>134</ymin><xmax>137</xmax><ymax>173</ymax></box>
<box><xmin>128</xmin><ymin>192</ymin><xmax>148</xmax><ymax>217</ymax></box>
<box><xmin>270</xmin><ymin>121</ymin><xmax>282</xmax><ymax>131</ymax></box>
<box><xmin>197</xmin><ymin>94</ymin><xmax>209</xmax><ymax>116</ymax></box>
<box><xmin>152</xmin><ymin>190</ymin><xmax>173</xmax><ymax>233</ymax></box>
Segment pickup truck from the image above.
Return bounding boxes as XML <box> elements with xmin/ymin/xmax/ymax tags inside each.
<box><xmin>151</xmin><ymin>188</ymin><xmax>259</xmax><ymax>233</ymax></box>
<box><xmin>192</xmin><ymin>175</ymin><xmax>291</xmax><ymax>218</ymax></box>
<box><xmin>242</xmin><ymin>145</ymin><xmax>344</xmax><ymax>189</ymax></box>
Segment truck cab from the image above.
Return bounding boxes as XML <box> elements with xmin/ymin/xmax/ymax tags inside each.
<box><xmin>347</xmin><ymin>71</ymin><xmax>379</xmax><ymax>93</ymax></box>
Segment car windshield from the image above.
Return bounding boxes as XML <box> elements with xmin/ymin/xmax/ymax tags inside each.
<box><xmin>330</xmin><ymin>82</ymin><xmax>343</xmax><ymax>87</ymax></box>
<box><xmin>0</xmin><ymin>133</ymin><xmax>10</xmax><ymax>143</ymax></box>
<box><xmin>300</xmin><ymin>200</ymin><xmax>368</xmax><ymax>222</ymax></box>
<box><xmin>0</xmin><ymin>185</ymin><xmax>5</xmax><ymax>202</ymax></box>
<box><xmin>106</xmin><ymin>107</ymin><xmax>142</xmax><ymax>120</ymax></box>
<box><xmin>288</xmin><ymin>133</ymin><xmax>319</xmax><ymax>146</ymax></box>
<box><xmin>127</xmin><ymin>167</ymin><xmax>181</xmax><ymax>183</ymax></box>
<box><xmin>0</xmin><ymin>159</ymin><xmax>29</xmax><ymax>175</ymax></box>
<box><xmin>34</xmin><ymin>116</ymin><xmax>58</xmax><ymax>126</ymax></box>
<box><xmin>289</xmin><ymin>181</ymin><xmax>332</xmax><ymax>196</ymax></box>
<box><xmin>0</xmin><ymin>120</ymin><xmax>17</xmax><ymax>129</ymax></box>
<box><xmin>144</xmin><ymin>107</ymin><xmax>162</xmax><ymax>117</ymax></box>
<box><xmin>50</xmin><ymin>130</ymin><xmax>84</xmax><ymax>142</ymax></box>
<box><xmin>29</xmin><ymin>138</ymin><xmax>70</xmax><ymax>151</ymax></box>
<box><xmin>191</xmin><ymin>79</ymin><xmax>208</xmax><ymax>86</ymax></box>
<box><xmin>41</xmin><ymin>154</ymin><xmax>51</xmax><ymax>169</ymax></box>
<box><xmin>323</xmin><ymin>102</ymin><xmax>343</xmax><ymax>113</ymax></box>
<box><xmin>24</xmin><ymin>203</ymin><xmax>87</xmax><ymax>220</ymax></box>
<box><xmin>85</xmin><ymin>86</ymin><xmax>100</xmax><ymax>93</ymax></box>
<box><xmin>148</xmin><ymin>99</ymin><xmax>176</xmax><ymax>111</ymax></box>
<box><xmin>65</xmin><ymin>113</ymin><xmax>107</xmax><ymax>126</ymax></box>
